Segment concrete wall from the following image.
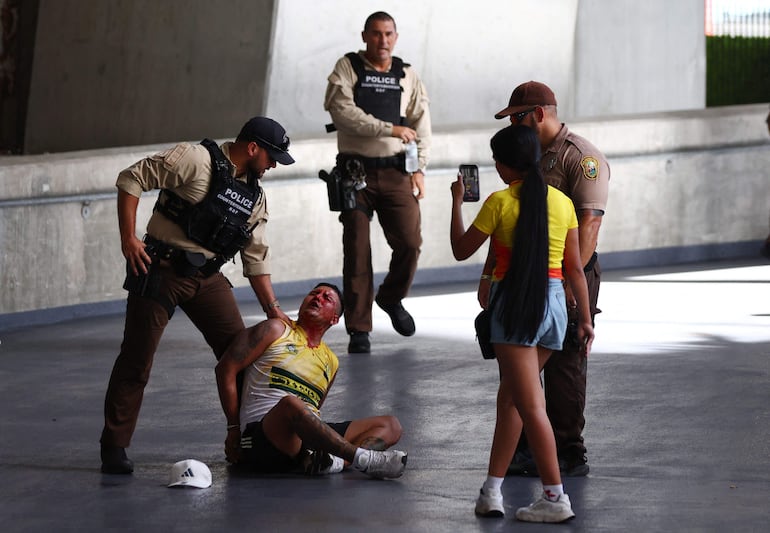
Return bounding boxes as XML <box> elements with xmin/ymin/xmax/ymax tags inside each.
<box><xmin>574</xmin><ymin>0</ymin><xmax>706</xmax><ymax>117</ymax></box>
<box><xmin>266</xmin><ymin>0</ymin><xmax>580</xmax><ymax>135</ymax></box>
<box><xmin>12</xmin><ymin>0</ymin><xmax>704</xmax><ymax>152</ymax></box>
<box><xmin>267</xmin><ymin>0</ymin><xmax>704</xmax><ymax>137</ymax></box>
<box><xmin>3</xmin><ymin>0</ymin><xmax>762</xmax><ymax>331</ymax></box>
<box><xmin>2</xmin><ymin>104</ymin><xmax>769</xmax><ymax>329</ymax></box>
<box><xmin>23</xmin><ymin>0</ymin><xmax>275</xmax><ymax>153</ymax></box>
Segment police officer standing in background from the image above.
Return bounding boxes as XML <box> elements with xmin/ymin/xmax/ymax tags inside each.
<box><xmin>324</xmin><ymin>11</ymin><xmax>432</xmax><ymax>354</ymax></box>
<box><xmin>100</xmin><ymin>116</ymin><xmax>294</xmax><ymax>474</ymax></box>
<box><xmin>491</xmin><ymin>82</ymin><xmax>609</xmax><ymax>477</ymax></box>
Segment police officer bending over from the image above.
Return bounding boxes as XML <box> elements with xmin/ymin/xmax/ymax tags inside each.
<box><xmin>100</xmin><ymin>116</ymin><xmax>294</xmax><ymax>474</ymax></box>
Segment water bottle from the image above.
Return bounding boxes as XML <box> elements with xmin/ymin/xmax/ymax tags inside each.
<box><xmin>404</xmin><ymin>140</ymin><xmax>419</xmax><ymax>173</ymax></box>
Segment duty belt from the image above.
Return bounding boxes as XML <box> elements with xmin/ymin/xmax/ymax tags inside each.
<box><xmin>143</xmin><ymin>236</ymin><xmax>223</xmax><ymax>277</ymax></box>
<box><xmin>337</xmin><ymin>153</ymin><xmax>405</xmax><ymax>171</ymax></box>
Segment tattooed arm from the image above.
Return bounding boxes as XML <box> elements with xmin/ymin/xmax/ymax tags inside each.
<box><xmin>215</xmin><ymin>318</ymin><xmax>286</xmax><ymax>461</ymax></box>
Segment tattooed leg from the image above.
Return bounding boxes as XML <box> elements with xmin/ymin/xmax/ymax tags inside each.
<box><xmin>358</xmin><ymin>436</ymin><xmax>388</xmax><ymax>451</ymax></box>
<box><xmin>262</xmin><ymin>395</ymin><xmax>358</xmax><ymax>462</ymax></box>
<box><xmin>343</xmin><ymin>415</ymin><xmax>403</xmax><ymax>450</ymax></box>
<box><xmin>288</xmin><ymin>403</ymin><xmax>358</xmax><ymax>462</ymax></box>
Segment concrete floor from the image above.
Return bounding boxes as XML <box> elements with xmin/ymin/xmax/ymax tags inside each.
<box><xmin>1</xmin><ymin>258</ymin><xmax>769</xmax><ymax>532</ymax></box>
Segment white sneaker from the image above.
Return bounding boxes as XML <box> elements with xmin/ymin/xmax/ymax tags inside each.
<box><xmin>515</xmin><ymin>493</ymin><xmax>575</xmax><ymax>523</ymax></box>
<box><xmin>474</xmin><ymin>487</ymin><xmax>504</xmax><ymax>517</ymax></box>
<box><xmin>355</xmin><ymin>449</ymin><xmax>407</xmax><ymax>479</ymax></box>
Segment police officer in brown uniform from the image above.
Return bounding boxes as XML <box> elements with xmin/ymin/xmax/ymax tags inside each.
<box><xmin>100</xmin><ymin>117</ymin><xmax>294</xmax><ymax>474</ymax></box>
<box><xmin>491</xmin><ymin>81</ymin><xmax>610</xmax><ymax>476</ymax></box>
<box><xmin>324</xmin><ymin>11</ymin><xmax>432</xmax><ymax>354</ymax></box>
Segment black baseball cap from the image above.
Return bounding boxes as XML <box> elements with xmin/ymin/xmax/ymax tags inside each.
<box><xmin>236</xmin><ymin>116</ymin><xmax>295</xmax><ymax>165</ymax></box>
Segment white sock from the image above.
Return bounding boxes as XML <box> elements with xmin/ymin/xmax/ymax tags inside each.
<box><xmin>482</xmin><ymin>475</ymin><xmax>504</xmax><ymax>493</ymax></box>
<box><xmin>542</xmin><ymin>484</ymin><xmax>564</xmax><ymax>502</ymax></box>
<box><xmin>325</xmin><ymin>455</ymin><xmax>345</xmax><ymax>474</ymax></box>
<box><xmin>352</xmin><ymin>448</ymin><xmax>371</xmax><ymax>471</ymax></box>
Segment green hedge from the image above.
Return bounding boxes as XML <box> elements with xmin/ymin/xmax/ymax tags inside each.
<box><xmin>706</xmin><ymin>35</ymin><xmax>770</xmax><ymax>107</ymax></box>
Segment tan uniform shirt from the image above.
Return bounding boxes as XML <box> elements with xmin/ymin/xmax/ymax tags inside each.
<box><xmin>324</xmin><ymin>51</ymin><xmax>432</xmax><ymax>170</ymax></box>
<box><xmin>540</xmin><ymin>124</ymin><xmax>610</xmax><ymax>213</ymax></box>
<box><xmin>115</xmin><ymin>142</ymin><xmax>271</xmax><ymax>277</ymax></box>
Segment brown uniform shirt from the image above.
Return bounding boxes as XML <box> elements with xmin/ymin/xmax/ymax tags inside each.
<box><xmin>324</xmin><ymin>51</ymin><xmax>432</xmax><ymax>171</ymax></box>
<box><xmin>115</xmin><ymin>142</ymin><xmax>271</xmax><ymax>277</ymax></box>
<box><xmin>540</xmin><ymin>124</ymin><xmax>610</xmax><ymax>214</ymax></box>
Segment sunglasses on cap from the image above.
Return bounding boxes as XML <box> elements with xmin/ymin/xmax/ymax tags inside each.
<box><xmin>510</xmin><ymin>108</ymin><xmax>536</xmax><ymax>124</ymax></box>
<box><xmin>254</xmin><ymin>135</ymin><xmax>291</xmax><ymax>153</ymax></box>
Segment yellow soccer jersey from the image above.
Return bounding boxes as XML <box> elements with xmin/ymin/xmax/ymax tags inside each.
<box><xmin>240</xmin><ymin>320</ymin><xmax>339</xmax><ymax>427</ymax></box>
<box><xmin>472</xmin><ymin>182</ymin><xmax>578</xmax><ymax>280</ymax></box>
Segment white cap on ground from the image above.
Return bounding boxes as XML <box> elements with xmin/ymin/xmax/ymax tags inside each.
<box><xmin>168</xmin><ymin>459</ymin><xmax>212</xmax><ymax>489</ymax></box>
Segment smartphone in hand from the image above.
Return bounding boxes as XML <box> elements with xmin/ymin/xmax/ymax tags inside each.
<box><xmin>459</xmin><ymin>164</ymin><xmax>480</xmax><ymax>202</ymax></box>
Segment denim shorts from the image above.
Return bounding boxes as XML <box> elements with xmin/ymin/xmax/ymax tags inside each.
<box><xmin>488</xmin><ymin>279</ymin><xmax>567</xmax><ymax>351</ymax></box>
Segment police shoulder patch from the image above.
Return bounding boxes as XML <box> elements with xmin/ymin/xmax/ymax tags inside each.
<box><xmin>580</xmin><ymin>156</ymin><xmax>599</xmax><ymax>180</ymax></box>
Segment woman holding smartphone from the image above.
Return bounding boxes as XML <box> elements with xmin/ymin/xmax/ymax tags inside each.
<box><xmin>449</xmin><ymin>125</ymin><xmax>593</xmax><ymax>523</ymax></box>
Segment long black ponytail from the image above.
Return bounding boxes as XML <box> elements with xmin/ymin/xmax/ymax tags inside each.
<box><xmin>489</xmin><ymin>125</ymin><xmax>549</xmax><ymax>342</ymax></box>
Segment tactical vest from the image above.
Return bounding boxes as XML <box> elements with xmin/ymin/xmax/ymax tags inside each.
<box><xmin>154</xmin><ymin>139</ymin><xmax>262</xmax><ymax>259</ymax></box>
<box><xmin>326</xmin><ymin>52</ymin><xmax>408</xmax><ymax>133</ymax></box>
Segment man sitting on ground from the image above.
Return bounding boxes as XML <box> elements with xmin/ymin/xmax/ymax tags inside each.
<box><xmin>215</xmin><ymin>283</ymin><xmax>407</xmax><ymax>478</ymax></box>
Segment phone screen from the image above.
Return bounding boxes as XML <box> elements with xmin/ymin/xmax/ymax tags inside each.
<box><xmin>460</xmin><ymin>164</ymin><xmax>480</xmax><ymax>202</ymax></box>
